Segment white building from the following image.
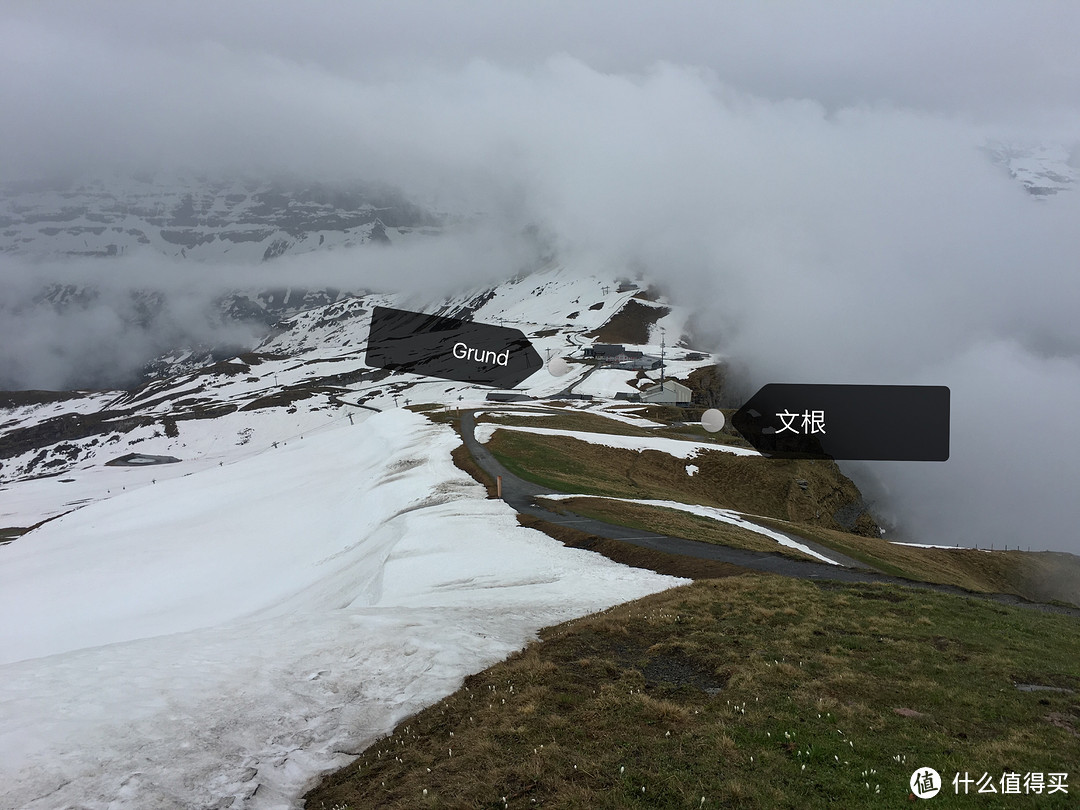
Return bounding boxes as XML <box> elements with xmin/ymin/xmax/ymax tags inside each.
<box><xmin>639</xmin><ymin>379</ymin><xmax>692</xmax><ymax>405</ymax></box>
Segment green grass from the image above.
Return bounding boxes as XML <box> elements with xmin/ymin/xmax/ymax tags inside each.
<box><xmin>650</xmin><ymin>418</ymin><xmax>754</xmax><ymax>451</ymax></box>
<box><xmin>542</xmin><ymin>496</ymin><xmax>825</xmax><ymax>563</ymax></box>
<box><xmin>305</xmin><ymin>575</ymin><xmax>1080</xmax><ymax>809</ymax></box>
<box><xmin>753</xmin><ymin>517</ymin><xmax>1080</xmax><ymax>605</ymax></box>
<box><xmin>484</xmin><ymin>428</ymin><xmax>873</xmax><ymax>533</ymax></box>
<box><xmin>481</xmin><ymin>423</ymin><xmax>1080</xmax><ymax>605</ymax></box>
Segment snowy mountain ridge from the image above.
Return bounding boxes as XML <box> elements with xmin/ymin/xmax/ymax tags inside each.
<box><xmin>0</xmin><ymin>260</ymin><xmax>708</xmax><ymax>809</ymax></box>
<box><xmin>0</xmin><ymin>406</ymin><xmax>684</xmax><ymax>810</ymax></box>
<box><xmin>0</xmin><ymin>263</ymin><xmax>711</xmax><ymax>525</ymax></box>
<box><xmin>984</xmin><ymin>141</ymin><xmax>1079</xmax><ymax>197</ymax></box>
<box><xmin>0</xmin><ymin>174</ymin><xmax>445</xmax><ymax>262</ymax></box>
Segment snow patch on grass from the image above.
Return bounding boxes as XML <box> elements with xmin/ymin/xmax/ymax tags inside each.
<box><xmin>474</xmin><ymin>424</ymin><xmax>758</xmax><ymax>457</ymax></box>
<box><xmin>544</xmin><ymin>493</ymin><xmax>842</xmax><ymax>565</ymax></box>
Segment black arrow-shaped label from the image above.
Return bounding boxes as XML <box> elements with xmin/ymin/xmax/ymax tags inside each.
<box><xmin>731</xmin><ymin>384</ymin><xmax>950</xmax><ymax>461</ymax></box>
<box><xmin>366</xmin><ymin>305</ymin><xmax>544</xmax><ymax>388</ymax></box>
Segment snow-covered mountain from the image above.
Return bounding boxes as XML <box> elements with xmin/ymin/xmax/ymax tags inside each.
<box><xmin>0</xmin><ymin>258</ymin><xmax>714</xmax><ymax>809</ymax></box>
<box><xmin>0</xmin><ymin>264</ymin><xmax>709</xmax><ymax>491</ymax></box>
<box><xmin>0</xmin><ymin>174</ymin><xmax>457</xmax><ymax>390</ymax></box>
<box><xmin>0</xmin><ymin>173</ymin><xmax>444</xmax><ymax>261</ymax></box>
<box><xmin>984</xmin><ymin>141</ymin><xmax>1079</xmax><ymax>197</ymax></box>
<box><xmin>0</xmin><ymin>142</ymin><xmax>1062</xmax><ymax>806</ymax></box>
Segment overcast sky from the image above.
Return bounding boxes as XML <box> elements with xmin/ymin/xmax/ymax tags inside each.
<box><xmin>2</xmin><ymin>1</ymin><xmax>1079</xmax><ymax>553</ymax></box>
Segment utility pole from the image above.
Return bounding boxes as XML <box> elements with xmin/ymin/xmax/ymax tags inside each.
<box><xmin>660</xmin><ymin>330</ymin><xmax>666</xmax><ymax>387</ymax></box>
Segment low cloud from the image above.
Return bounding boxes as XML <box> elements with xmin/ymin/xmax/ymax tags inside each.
<box><xmin>1</xmin><ymin>5</ymin><xmax>1078</xmax><ymax>552</ymax></box>
<box><xmin>0</xmin><ymin>223</ymin><xmax>532</xmax><ymax>390</ymax></box>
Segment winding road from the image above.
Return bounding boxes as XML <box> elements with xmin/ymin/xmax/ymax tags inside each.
<box><xmin>460</xmin><ymin>410</ymin><xmax>1080</xmax><ymax>618</ymax></box>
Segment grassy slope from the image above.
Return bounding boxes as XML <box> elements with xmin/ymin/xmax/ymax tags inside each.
<box><xmin>306</xmin><ymin>575</ymin><xmax>1080</xmax><ymax>809</ymax></box>
<box><xmin>486</xmin><ymin>428</ymin><xmax>877</xmax><ymax>535</ymax></box>
<box><xmin>482</xmin><ymin>422</ymin><xmax>1077</xmax><ymax>603</ymax></box>
<box><xmin>542</xmin><ymin>496</ymin><xmax>826</xmax><ymax>563</ymax></box>
<box><xmin>587</xmin><ymin>299</ymin><xmax>670</xmax><ymax>344</ymax></box>
<box><xmin>754</xmin><ymin>518</ymin><xmax>1080</xmax><ymax>602</ymax></box>
<box><xmin>305</xmin><ymin>409</ymin><xmax>1080</xmax><ymax>807</ymax></box>
<box><xmin>516</xmin><ymin>514</ymin><xmax>746</xmax><ymax>581</ymax></box>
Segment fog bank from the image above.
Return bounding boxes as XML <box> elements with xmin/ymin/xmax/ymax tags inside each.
<box><xmin>2</xmin><ymin>2</ymin><xmax>1078</xmax><ymax>551</ymax></box>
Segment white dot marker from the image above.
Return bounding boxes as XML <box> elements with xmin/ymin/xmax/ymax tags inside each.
<box><xmin>547</xmin><ymin>356</ymin><xmax>571</xmax><ymax>377</ymax></box>
<box><xmin>701</xmin><ymin>408</ymin><xmax>725</xmax><ymax>432</ymax></box>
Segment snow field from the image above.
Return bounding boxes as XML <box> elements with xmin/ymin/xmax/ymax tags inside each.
<box><xmin>0</xmin><ymin>410</ymin><xmax>683</xmax><ymax>809</ymax></box>
<box><xmin>572</xmin><ymin>368</ymin><xmax>642</xmax><ymax>398</ymax></box>
<box><xmin>1</xmin><ymin>403</ymin><xmax>358</xmax><ymax>527</ymax></box>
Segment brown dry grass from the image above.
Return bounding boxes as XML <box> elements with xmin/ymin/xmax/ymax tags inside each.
<box><xmin>517</xmin><ymin>513</ymin><xmax>746</xmax><ymax>580</ymax></box>
<box><xmin>306</xmin><ymin>575</ymin><xmax>1080</xmax><ymax>809</ymax></box>
<box><xmin>754</xmin><ymin>517</ymin><xmax>1080</xmax><ymax>605</ymax></box>
<box><xmin>486</xmin><ymin>429</ymin><xmax>871</xmax><ymax>534</ymax></box>
<box><xmin>546</xmin><ymin>496</ymin><xmax>825</xmax><ymax>562</ymax></box>
<box><xmin>480</xmin><ymin>419</ymin><xmax>1080</xmax><ymax>608</ymax></box>
<box><xmin>587</xmin><ymin>299</ymin><xmax>670</xmax><ymax>344</ymax></box>
<box><xmin>451</xmin><ymin>444</ymin><xmax>498</xmax><ymax>498</ymax></box>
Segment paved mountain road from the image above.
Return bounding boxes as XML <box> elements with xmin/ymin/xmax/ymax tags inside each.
<box><xmin>459</xmin><ymin>410</ymin><xmax>1080</xmax><ymax>618</ymax></box>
